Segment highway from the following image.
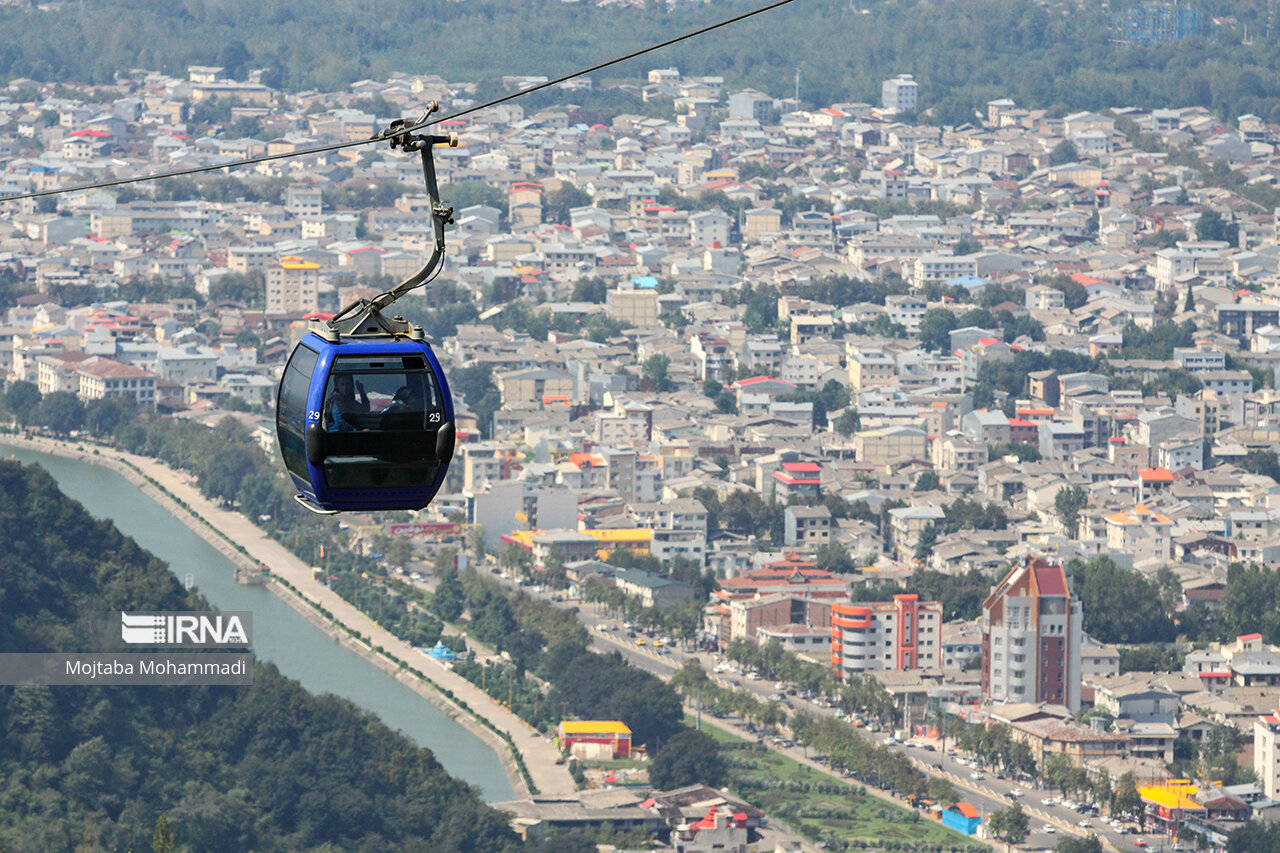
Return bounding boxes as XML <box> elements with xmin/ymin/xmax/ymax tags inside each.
<box><xmin>507</xmin><ymin>571</ymin><xmax>1178</xmax><ymax>853</ymax></box>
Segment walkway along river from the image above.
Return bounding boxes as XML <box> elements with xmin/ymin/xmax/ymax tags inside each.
<box><xmin>2</xmin><ymin>439</ymin><xmax>520</xmax><ymax>802</ymax></box>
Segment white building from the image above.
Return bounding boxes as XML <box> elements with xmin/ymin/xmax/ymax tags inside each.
<box><xmin>831</xmin><ymin>595</ymin><xmax>942</xmax><ymax>676</ymax></box>
<box><xmin>982</xmin><ymin>558</ymin><xmax>1083</xmax><ymax>711</ymax></box>
<box><xmin>881</xmin><ymin>74</ymin><xmax>919</xmax><ymax>114</ymax></box>
<box><xmin>1255</xmin><ymin>711</ymin><xmax>1280</xmax><ymax>799</ymax></box>
<box><xmin>885</xmin><ymin>293</ymin><xmax>927</xmax><ymax>333</ymax></box>
<box><xmin>912</xmin><ymin>252</ymin><xmax>977</xmax><ymax>289</ymax></box>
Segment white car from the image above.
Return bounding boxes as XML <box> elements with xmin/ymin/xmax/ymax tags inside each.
<box><xmin>971</xmin><ymin>771</ymin><xmax>985</xmax><ymax>780</ymax></box>
<box><xmin>1042</xmin><ymin>824</ymin><xmax>1056</xmax><ymax>834</ymax></box>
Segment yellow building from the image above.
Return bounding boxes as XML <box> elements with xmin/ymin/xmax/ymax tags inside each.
<box><xmin>495</xmin><ymin>368</ymin><xmax>574</xmax><ymax>407</ymax></box>
<box><xmin>581</xmin><ymin>527</ymin><xmax>652</xmax><ymax>559</ymax></box>
<box><xmin>744</xmin><ymin>207</ymin><xmax>782</xmax><ymax>243</ymax></box>
<box><xmin>855</xmin><ymin>426</ymin><xmax>928</xmax><ymax>466</ymax></box>
<box><xmin>265</xmin><ymin>256</ymin><xmax>321</xmax><ymax>314</ymax></box>
<box><xmin>503</xmin><ymin>527</ymin><xmax>651</xmax><ymax>562</ymax></box>
<box><xmin>1047</xmin><ymin>163</ymin><xmax>1104</xmax><ymax>186</ymax></box>
<box><xmin>847</xmin><ymin>349</ymin><xmax>896</xmax><ymax>391</ymax></box>
<box><xmin>1105</xmin><ymin>503</ymin><xmax>1172</xmax><ymax>564</ymax></box>
<box><xmin>607</xmin><ymin>288</ymin><xmax>659</xmax><ymax>327</ymax></box>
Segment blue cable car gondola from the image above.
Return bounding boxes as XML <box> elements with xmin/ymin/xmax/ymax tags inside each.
<box><xmin>276</xmin><ymin>109</ymin><xmax>460</xmax><ymax>513</ymax></box>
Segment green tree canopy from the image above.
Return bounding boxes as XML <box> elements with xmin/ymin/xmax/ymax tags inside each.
<box><xmin>1067</xmin><ymin>556</ymin><xmax>1176</xmax><ymax>644</ymax></box>
<box><xmin>1054</xmin><ymin>836</ymin><xmax>1103</xmax><ymax>853</ymax></box>
<box><xmin>919</xmin><ymin>308</ymin><xmax>959</xmax><ymax>352</ymax></box>
<box><xmin>988</xmin><ymin>802</ymin><xmax>1029</xmax><ymax>849</ymax></box>
<box><xmin>1053</xmin><ymin>484</ymin><xmax>1088</xmax><ymax>538</ymax></box>
<box><xmin>649</xmin><ymin>728</ymin><xmax>727</xmax><ymax>790</ymax></box>
<box><xmin>3</xmin><ymin>380</ymin><xmax>41</xmax><ymax>426</ymax></box>
<box><xmin>1227</xmin><ymin>821</ymin><xmax>1280</xmax><ymax>853</ymax></box>
<box><xmin>1049</xmin><ymin>140</ymin><xmax>1079</xmax><ymax>165</ymax></box>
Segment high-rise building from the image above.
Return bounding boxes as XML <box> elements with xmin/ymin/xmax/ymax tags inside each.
<box><xmin>1255</xmin><ymin>710</ymin><xmax>1280</xmax><ymax>799</ymax></box>
<box><xmin>881</xmin><ymin>74</ymin><xmax>919</xmax><ymax>114</ymax></box>
<box><xmin>831</xmin><ymin>594</ymin><xmax>942</xmax><ymax>677</ymax></box>
<box><xmin>981</xmin><ymin>558</ymin><xmax>1083</xmax><ymax>711</ymax></box>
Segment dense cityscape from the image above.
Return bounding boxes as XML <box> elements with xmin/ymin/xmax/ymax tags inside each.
<box><xmin>5</xmin><ymin>30</ymin><xmax>1280</xmax><ymax>853</ymax></box>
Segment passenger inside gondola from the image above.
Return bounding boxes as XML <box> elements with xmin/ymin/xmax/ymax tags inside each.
<box><xmin>324</xmin><ymin>373</ymin><xmax>370</xmax><ymax>432</ymax></box>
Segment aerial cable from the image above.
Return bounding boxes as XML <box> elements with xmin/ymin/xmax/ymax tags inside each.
<box><xmin>2</xmin><ymin>0</ymin><xmax>798</xmax><ymax>203</ymax></box>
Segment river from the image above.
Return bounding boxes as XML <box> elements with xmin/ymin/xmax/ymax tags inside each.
<box><xmin>3</xmin><ymin>443</ymin><xmax>514</xmax><ymax>802</ymax></box>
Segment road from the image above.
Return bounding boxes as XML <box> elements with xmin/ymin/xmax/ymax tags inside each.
<box><xmin>505</xmin><ymin>573</ymin><xmax>1170</xmax><ymax>853</ymax></box>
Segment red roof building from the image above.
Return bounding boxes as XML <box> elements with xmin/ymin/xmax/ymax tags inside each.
<box><xmin>715</xmin><ymin>556</ymin><xmax>850</xmax><ymax>601</ymax></box>
<box><xmin>982</xmin><ymin>558</ymin><xmax>1083</xmax><ymax>711</ymax></box>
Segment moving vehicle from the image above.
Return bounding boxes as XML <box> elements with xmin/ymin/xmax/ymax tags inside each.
<box><xmin>277</xmin><ymin>111</ymin><xmax>458</xmax><ymax>512</ymax></box>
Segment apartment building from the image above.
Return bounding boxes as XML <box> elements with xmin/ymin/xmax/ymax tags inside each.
<box><xmin>982</xmin><ymin>558</ymin><xmax>1083</xmax><ymax>711</ymax></box>
<box><xmin>831</xmin><ymin>595</ymin><xmax>942</xmax><ymax>676</ymax></box>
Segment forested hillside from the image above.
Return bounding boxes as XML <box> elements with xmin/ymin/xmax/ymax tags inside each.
<box><xmin>2</xmin><ymin>0</ymin><xmax>1279</xmax><ymax>122</ymax></box>
<box><xmin>0</xmin><ymin>460</ymin><xmax>522</xmax><ymax>853</ymax></box>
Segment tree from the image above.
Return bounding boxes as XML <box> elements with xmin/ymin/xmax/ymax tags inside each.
<box><xmin>1053</xmin><ymin>485</ymin><xmax>1087</xmax><ymax>538</ymax></box>
<box><xmin>988</xmin><ymin>802</ymin><xmax>1029</xmax><ymax>850</ymax></box>
<box><xmin>642</xmin><ymin>354</ymin><xmax>672</xmax><ymax>392</ymax></box>
<box><xmin>814</xmin><ymin>543</ymin><xmax>856</xmax><ymax>574</ymax></box>
<box><xmin>3</xmin><ymin>380</ymin><xmax>41</xmax><ymax>426</ymax></box>
<box><xmin>1041</xmin><ymin>273</ymin><xmax>1088</xmax><ymax>310</ymax></box>
<box><xmin>833</xmin><ymin>407</ymin><xmax>860</xmax><ymax>436</ymax></box>
<box><xmin>570</xmin><ymin>277</ymin><xmax>607</xmax><ymax>303</ymax></box>
<box><xmin>542</xmin><ymin>182</ymin><xmax>591</xmax><ymax>223</ymax></box>
<box><xmin>649</xmin><ymin>728</ymin><xmax>727</xmax><ymax>789</ymax></box>
<box><xmin>913</xmin><ymin>523</ymin><xmax>938</xmax><ymax>563</ymax></box>
<box><xmin>431</xmin><ymin>571</ymin><xmax>466</xmax><ymax>622</ymax></box>
<box><xmin>1241</xmin><ymin>449</ymin><xmax>1280</xmax><ymax>482</ymax></box>
<box><xmin>1227</xmin><ymin>821</ymin><xmax>1280</xmax><ymax>853</ymax></box>
<box><xmin>32</xmin><ymin>390</ymin><xmax>85</xmax><ymax>435</ymax></box>
<box><xmin>927</xmin><ymin>776</ymin><xmax>958</xmax><ymax>806</ymax></box>
<box><xmin>1068</xmin><ymin>556</ymin><xmax>1176</xmax><ymax>644</ymax></box>
<box><xmin>919</xmin><ymin>308</ymin><xmax>958</xmax><ymax>352</ymax></box>
<box><xmin>913</xmin><ymin>469</ymin><xmax>941</xmax><ymax>492</ymax></box>
<box><xmin>153</xmin><ymin>815</ymin><xmax>177</xmax><ymax>853</ymax></box>
<box><xmin>1118</xmin><ymin>644</ymin><xmax>1180</xmax><ymax>673</ymax></box>
<box><xmin>448</xmin><ymin>364</ymin><xmax>501</xmax><ymax>438</ymax></box>
<box><xmin>1112</xmin><ymin>772</ymin><xmax>1140</xmax><ymax>820</ymax></box>
<box><xmin>1049</xmin><ymin>140</ymin><xmax>1079</xmax><ymax>165</ymax></box>
<box><xmin>1196</xmin><ymin>208</ymin><xmax>1238</xmax><ymax>247</ymax></box>
<box><xmin>670</xmin><ymin>660</ymin><xmax>711</xmax><ymax>699</ymax></box>
<box><xmin>1201</xmin><ymin>723</ymin><xmax>1253</xmax><ymax>785</ymax></box>
<box><xmin>1054</xmin><ymin>836</ymin><xmax>1103</xmax><ymax>853</ymax></box>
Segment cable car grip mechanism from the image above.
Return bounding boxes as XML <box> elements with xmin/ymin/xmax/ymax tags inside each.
<box><xmin>315</xmin><ymin>104</ymin><xmax>458</xmax><ymax>344</ymax></box>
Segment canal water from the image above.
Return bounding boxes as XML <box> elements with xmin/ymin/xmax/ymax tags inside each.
<box><xmin>3</xmin><ymin>443</ymin><xmax>514</xmax><ymax>802</ymax></box>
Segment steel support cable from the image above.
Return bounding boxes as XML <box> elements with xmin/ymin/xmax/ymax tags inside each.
<box><xmin>2</xmin><ymin>0</ymin><xmax>798</xmax><ymax>203</ymax></box>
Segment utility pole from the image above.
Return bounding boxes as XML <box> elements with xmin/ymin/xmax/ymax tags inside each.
<box><xmin>938</xmin><ymin>700</ymin><xmax>947</xmax><ymax>755</ymax></box>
